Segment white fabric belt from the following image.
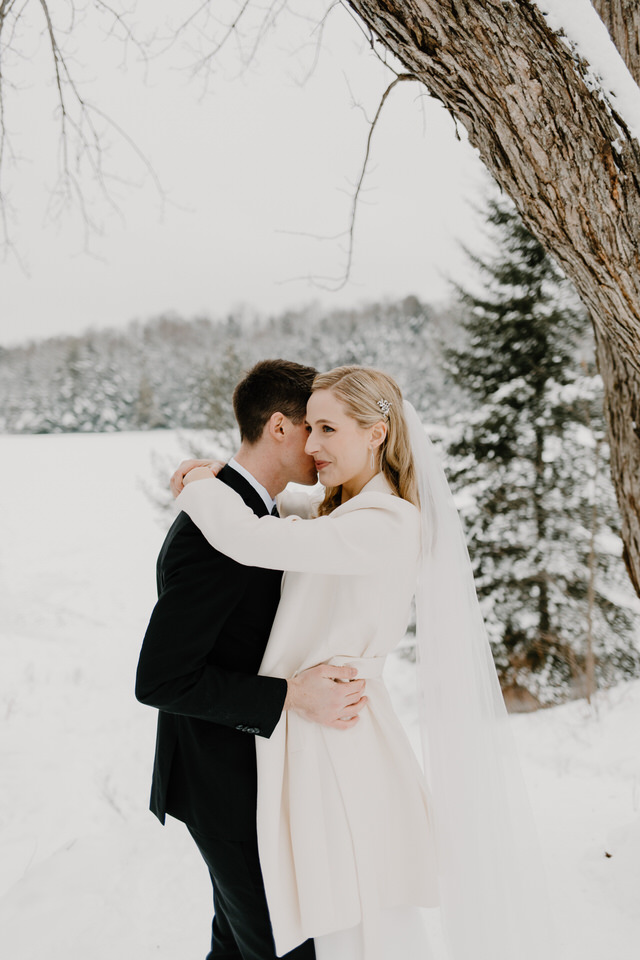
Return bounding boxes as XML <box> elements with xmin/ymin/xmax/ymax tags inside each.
<box><xmin>328</xmin><ymin>655</ymin><xmax>387</xmax><ymax>679</ymax></box>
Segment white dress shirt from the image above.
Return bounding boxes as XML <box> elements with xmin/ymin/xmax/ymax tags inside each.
<box><xmin>227</xmin><ymin>457</ymin><xmax>277</xmax><ymax>515</ymax></box>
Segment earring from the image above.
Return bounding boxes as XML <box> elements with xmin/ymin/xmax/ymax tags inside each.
<box><xmin>370</xmin><ymin>446</ymin><xmax>375</xmax><ymax>470</ymax></box>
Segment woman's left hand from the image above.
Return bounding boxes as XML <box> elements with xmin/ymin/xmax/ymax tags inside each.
<box><xmin>170</xmin><ymin>459</ymin><xmax>225</xmax><ymax>498</ymax></box>
<box><xmin>183</xmin><ymin>466</ymin><xmax>219</xmax><ymax>487</ymax></box>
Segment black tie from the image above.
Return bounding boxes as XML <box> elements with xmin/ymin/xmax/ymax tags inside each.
<box><xmin>271</xmin><ymin>504</ymin><xmax>280</xmax><ymax>518</ymax></box>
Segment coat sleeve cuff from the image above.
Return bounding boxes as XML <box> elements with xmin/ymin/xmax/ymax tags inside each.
<box><xmin>239</xmin><ymin>675</ymin><xmax>287</xmax><ymax>739</ymax></box>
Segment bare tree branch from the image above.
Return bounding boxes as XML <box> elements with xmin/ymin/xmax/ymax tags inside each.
<box><xmin>288</xmin><ymin>71</ymin><xmax>418</xmax><ymax>292</ymax></box>
<box><xmin>190</xmin><ymin>0</ymin><xmax>254</xmax><ymax>74</ymax></box>
<box><xmin>289</xmin><ymin>0</ymin><xmax>341</xmax><ymax>86</ymax></box>
<box><xmin>337</xmin><ymin>72</ymin><xmax>419</xmax><ymax>288</ymax></box>
<box><xmin>0</xmin><ymin>0</ymin><xmax>163</xmax><ymax>252</ymax></box>
<box><xmin>93</xmin><ymin>0</ymin><xmax>151</xmax><ymax>69</ymax></box>
<box><xmin>338</xmin><ymin>0</ymin><xmax>397</xmax><ymax>73</ymax></box>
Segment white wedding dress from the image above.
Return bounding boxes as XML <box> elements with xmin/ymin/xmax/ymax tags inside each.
<box><xmin>315</xmin><ymin>906</ymin><xmax>435</xmax><ymax>960</ymax></box>
<box><xmin>179</xmin><ymin>474</ymin><xmax>440</xmax><ymax>960</ymax></box>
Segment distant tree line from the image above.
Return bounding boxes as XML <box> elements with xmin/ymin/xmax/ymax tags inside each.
<box><xmin>0</xmin><ymin>297</ymin><xmax>449</xmax><ymax>435</ymax></box>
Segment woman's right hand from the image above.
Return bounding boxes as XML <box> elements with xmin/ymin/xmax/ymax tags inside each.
<box><xmin>170</xmin><ymin>459</ymin><xmax>226</xmax><ymax>498</ymax></box>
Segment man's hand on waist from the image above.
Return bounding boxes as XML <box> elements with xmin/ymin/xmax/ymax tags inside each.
<box><xmin>284</xmin><ymin>663</ymin><xmax>367</xmax><ymax>731</ymax></box>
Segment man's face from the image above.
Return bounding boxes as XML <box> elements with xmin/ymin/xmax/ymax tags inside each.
<box><xmin>283</xmin><ymin>419</ymin><xmax>318</xmax><ymax>486</ymax></box>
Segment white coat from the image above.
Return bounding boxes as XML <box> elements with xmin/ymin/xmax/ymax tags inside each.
<box><xmin>178</xmin><ymin>473</ymin><xmax>438</xmax><ymax>957</ymax></box>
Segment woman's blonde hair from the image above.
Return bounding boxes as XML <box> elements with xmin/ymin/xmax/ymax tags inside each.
<box><xmin>312</xmin><ymin>365</ymin><xmax>419</xmax><ymax>516</ymax></box>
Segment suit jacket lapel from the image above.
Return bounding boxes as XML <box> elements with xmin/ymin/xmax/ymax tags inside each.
<box><xmin>218</xmin><ymin>464</ymin><xmax>270</xmax><ymax>518</ymax></box>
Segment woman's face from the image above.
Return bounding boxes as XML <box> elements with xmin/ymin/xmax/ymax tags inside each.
<box><xmin>304</xmin><ymin>389</ymin><xmax>382</xmax><ymax>499</ymax></box>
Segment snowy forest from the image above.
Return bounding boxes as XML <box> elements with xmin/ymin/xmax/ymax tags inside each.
<box><xmin>0</xmin><ymin>294</ymin><xmax>447</xmax><ymax>437</ymax></box>
<box><xmin>2</xmin><ymin>200</ymin><xmax>639</xmax><ymax>706</ymax></box>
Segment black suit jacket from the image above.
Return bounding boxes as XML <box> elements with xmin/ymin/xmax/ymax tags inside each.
<box><xmin>135</xmin><ymin>466</ymin><xmax>288</xmax><ymax>838</ymax></box>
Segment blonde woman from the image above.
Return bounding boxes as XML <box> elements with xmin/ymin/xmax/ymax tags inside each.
<box><xmin>175</xmin><ymin>366</ymin><xmax>549</xmax><ymax>960</ymax></box>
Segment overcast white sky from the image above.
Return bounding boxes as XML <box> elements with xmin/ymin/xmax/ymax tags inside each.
<box><xmin>0</xmin><ymin>0</ymin><xmax>490</xmax><ymax>347</ymax></box>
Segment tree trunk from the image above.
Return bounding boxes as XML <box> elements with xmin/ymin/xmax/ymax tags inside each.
<box><xmin>595</xmin><ymin>323</ymin><xmax>640</xmax><ymax>593</ymax></box>
<box><xmin>346</xmin><ymin>0</ymin><xmax>640</xmax><ymax>592</ymax></box>
<box><xmin>592</xmin><ymin>1</ymin><xmax>640</xmax><ymax>84</ymax></box>
<box><xmin>589</xmin><ymin>1</ymin><xmax>640</xmax><ymax>597</ymax></box>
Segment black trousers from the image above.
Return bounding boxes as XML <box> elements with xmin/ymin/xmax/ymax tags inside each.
<box><xmin>187</xmin><ymin>824</ymin><xmax>316</xmax><ymax>960</ymax></box>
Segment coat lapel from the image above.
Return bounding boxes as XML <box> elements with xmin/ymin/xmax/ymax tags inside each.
<box><xmin>218</xmin><ymin>464</ymin><xmax>270</xmax><ymax>518</ymax></box>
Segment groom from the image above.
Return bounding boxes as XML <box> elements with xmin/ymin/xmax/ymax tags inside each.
<box><xmin>136</xmin><ymin>359</ymin><xmax>366</xmax><ymax>960</ymax></box>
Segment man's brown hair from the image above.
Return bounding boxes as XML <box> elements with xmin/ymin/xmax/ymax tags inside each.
<box><xmin>232</xmin><ymin>359</ymin><xmax>317</xmax><ymax>444</ymax></box>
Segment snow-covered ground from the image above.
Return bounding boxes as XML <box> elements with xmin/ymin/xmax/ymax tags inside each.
<box><xmin>0</xmin><ymin>431</ymin><xmax>638</xmax><ymax>959</ymax></box>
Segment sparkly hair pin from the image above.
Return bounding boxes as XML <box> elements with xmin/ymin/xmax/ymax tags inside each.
<box><xmin>377</xmin><ymin>399</ymin><xmax>392</xmax><ymax>419</ymax></box>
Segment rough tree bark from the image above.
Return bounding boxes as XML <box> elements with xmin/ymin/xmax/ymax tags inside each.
<box><xmin>589</xmin><ymin>1</ymin><xmax>640</xmax><ymax>594</ymax></box>
<box><xmin>595</xmin><ymin>325</ymin><xmax>640</xmax><ymax>591</ymax></box>
<box><xmin>345</xmin><ymin>0</ymin><xmax>640</xmax><ymax>593</ymax></box>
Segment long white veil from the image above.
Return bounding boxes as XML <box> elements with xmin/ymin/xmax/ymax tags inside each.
<box><xmin>403</xmin><ymin>400</ymin><xmax>553</xmax><ymax>960</ymax></box>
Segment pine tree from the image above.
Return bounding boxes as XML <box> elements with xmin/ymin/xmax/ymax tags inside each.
<box><xmin>445</xmin><ymin>199</ymin><xmax>639</xmax><ymax>704</ymax></box>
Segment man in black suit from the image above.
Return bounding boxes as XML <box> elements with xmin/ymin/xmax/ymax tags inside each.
<box><xmin>136</xmin><ymin>359</ymin><xmax>366</xmax><ymax>960</ymax></box>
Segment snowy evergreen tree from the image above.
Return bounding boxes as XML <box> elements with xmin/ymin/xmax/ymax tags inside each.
<box><xmin>445</xmin><ymin>199</ymin><xmax>639</xmax><ymax>705</ymax></box>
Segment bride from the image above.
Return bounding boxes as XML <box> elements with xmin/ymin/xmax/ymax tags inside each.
<box><xmin>175</xmin><ymin>365</ymin><xmax>550</xmax><ymax>960</ymax></box>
